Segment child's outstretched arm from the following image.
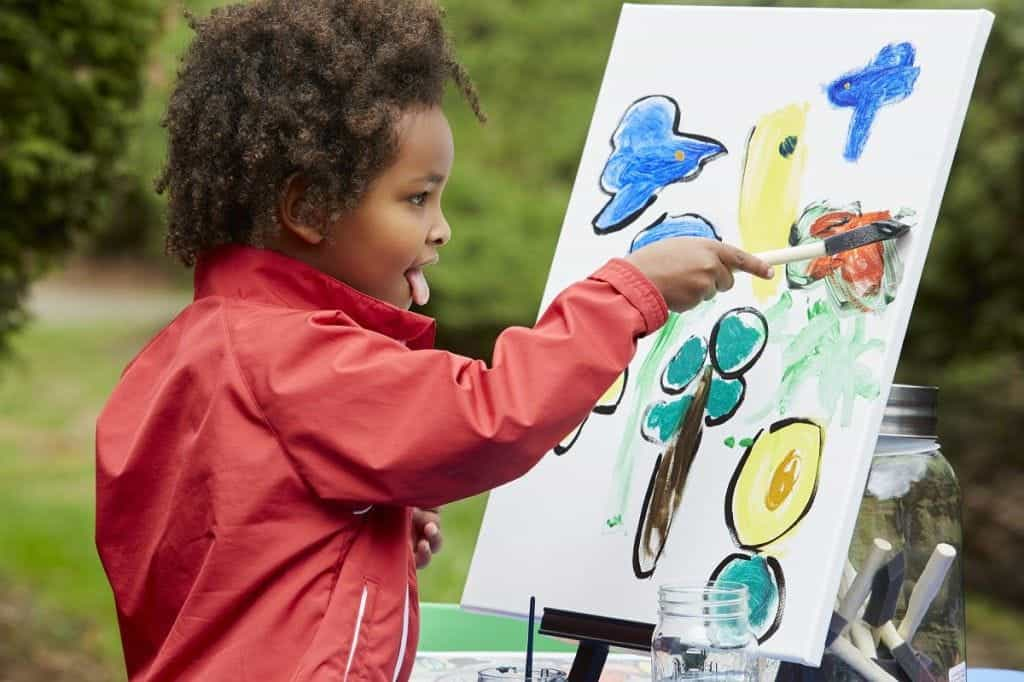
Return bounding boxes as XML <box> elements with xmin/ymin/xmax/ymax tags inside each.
<box><xmin>229</xmin><ymin>240</ymin><xmax>771</xmax><ymax>509</ymax></box>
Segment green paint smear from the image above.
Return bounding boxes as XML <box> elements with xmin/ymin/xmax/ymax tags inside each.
<box><xmin>716</xmin><ymin>555</ymin><xmax>779</xmax><ymax>629</ymax></box>
<box><xmin>724</xmin><ymin>436</ymin><xmax>736</xmax><ymax>448</ymax></box>
<box><xmin>644</xmin><ymin>395</ymin><xmax>694</xmax><ymax>443</ymax></box>
<box><xmin>606</xmin><ymin>312</ymin><xmax>686</xmax><ymax>528</ymax></box>
<box><xmin>738</xmin><ymin>437</ymin><xmax>754</xmax><ymax>448</ymax></box>
<box><xmin>763</xmin><ymin>291</ymin><xmax>793</xmax><ymax>327</ymax></box>
<box><xmin>706</xmin><ymin>376</ymin><xmax>743</xmax><ymax>421</ymax></box>
<box><xmin>779</xmin><ymin>301</ymin><xmax>882</xmax><ymax>425</ymax></box>
<box><xmin>752</xmin><ymin>294</ymin><xmax>883</xmax><ymax>427</ymax></box>
<box><xmin>665</xmin><ymin>336</ymin><xmax>706</xmax><ymax>391</ymax></box>
<box><xmin>713</xmin><ymin>312</ymin><xmax>766</xmax><ymax>374</ymax></box>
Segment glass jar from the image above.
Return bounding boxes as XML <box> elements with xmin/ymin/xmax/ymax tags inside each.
<box><xmin>652</xmin><ymin>581</ymin><xmax>759</xmax><ymax>682</ymax></box>
<box><xmin>822</xmin><ymin>384</ymin><xmax>965</xmax><ymax>681</ymax></box>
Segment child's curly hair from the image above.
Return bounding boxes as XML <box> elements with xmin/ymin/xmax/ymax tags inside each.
<box><xmin>156</xmin><ymin>0</ymin><xmax>485</xmax><ymax>266</ymax></box>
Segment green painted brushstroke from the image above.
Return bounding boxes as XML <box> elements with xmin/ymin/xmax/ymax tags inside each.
<box><xmin>644</xmin><ymin>395</ymin><xmax>694</xmax><ymax>443</ymax></box>
<box><xmin>738</xmin><ymin>437</ymin><xmax>754</xmax><ymax>448</ymax></box>
<box><xmin>724</xmin><ymin>436</ymin><xmax>736</xmax><ymax>448</ymax></box>
<box><xmin>665</xmin><ymin>336</ymin><xmax>706</xmax><ymax>391</ymax></box>
<box><xmin>716</xmin><ymin>555</ymin><xmax>779</xmax><ymax>630</ymax></box>
<box><xmin>763</xmin><ymin>290</ymin><xmax>793</xmax><ymax>328</ymax></box>
<box><xmin>706</xmin><ymin>376</ymin><xmax>744</xmax><ymax>421</ymax></box>
<box><xmin>778</xmin><ymin>301</ymin><xmax>883</xmax><ymax>425</ymax></box>
<box><xmin>753</xmin><ymin>296</ymin><xmax>883</xmax><ymax>426</ymax></box>
<box><xmin>605</xmin><ymin>312</ymin><xmax>686</xmax><ymax>528</ymax></box>
<box><xmin>713</xmin><ymin>312</ymin><xmax>766</xmax><ymax>374</ymax></box>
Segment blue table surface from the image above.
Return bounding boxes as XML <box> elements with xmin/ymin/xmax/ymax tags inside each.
<box><xmin>971</xmin><ymin>670</ymin><xmax>1024</xmax><ymax>682</ymax></box>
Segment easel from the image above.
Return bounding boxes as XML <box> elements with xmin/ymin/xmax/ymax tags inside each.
<box><xmin>538</xmin><ymin>608</ymin><xmax>653</xmax><ymax>682</ymax></box>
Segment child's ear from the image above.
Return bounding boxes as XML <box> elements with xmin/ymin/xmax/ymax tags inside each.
<box><xmin>277</xmin><ymin>173</ymin><xmax>325</xmax><ymax>245</ymax></box>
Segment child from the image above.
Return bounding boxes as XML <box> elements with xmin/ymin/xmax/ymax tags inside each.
<box><xmin>94</xmin><ymin>1</ymin><xmax>773</xmax><ymax>680</ymax></box>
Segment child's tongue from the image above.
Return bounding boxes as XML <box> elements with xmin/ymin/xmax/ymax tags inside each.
<box><xmin>405</xmin><ymin>267</ymin><xmax>430</xmax><ymax>306</ymax></box>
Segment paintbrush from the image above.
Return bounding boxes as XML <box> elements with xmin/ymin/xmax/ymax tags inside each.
<box><xmin>525</xmin><ymin>595</ymin><xmax>535</xmax><ymax>681</ymax></box>
<box><xmin>754</xmin><ymin>219</ymin><xmax>910</xmax><ymax>267</ymax></box>
<box><xmin>898</xmin><ymin>543</ymin><xmax>956</xmax><ymax>643</ymax></box>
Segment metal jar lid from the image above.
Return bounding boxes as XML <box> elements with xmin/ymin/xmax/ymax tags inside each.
<box><xmin>879</xmin><ymin>384</ymin><xmax>938</xmax><ymax>438</ymax></box>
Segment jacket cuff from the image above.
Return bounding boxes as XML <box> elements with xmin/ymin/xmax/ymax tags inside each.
<box><xmin>589</xmin><ymin>258</ymin><xmax>669</xmax><ymax>335</ymax></box>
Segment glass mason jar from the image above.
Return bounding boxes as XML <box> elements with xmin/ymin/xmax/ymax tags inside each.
<box><xmin>822</xmin><ymin>384</ymin><xmax>966</xmax><ymax>681</ymax></box>
<box><xmin>652</xmin><ymin>581</ymin><xmax>759</xmax><ymax>682</ymax></box>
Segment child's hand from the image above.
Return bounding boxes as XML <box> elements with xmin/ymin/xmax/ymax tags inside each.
<box><xmin>624</xmin><ymin>238</ymin><xmax>774</xmax><ymax>313</ymax></box>
<box><xmin>411</xmin><ymin>507</ymin><xmax>443</xmax><ymax>569</ymax></box>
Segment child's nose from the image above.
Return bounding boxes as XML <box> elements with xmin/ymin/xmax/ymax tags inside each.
<box><xmin>429</xmin><ymin>213</ymin><xmax>451</xmax><ymax>247</ymax></box>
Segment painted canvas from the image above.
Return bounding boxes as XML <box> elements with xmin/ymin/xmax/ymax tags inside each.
<box><xmin>462</xmin><ymin>4</ymin><xmax>993</xmax><ymax>665</ymax></box>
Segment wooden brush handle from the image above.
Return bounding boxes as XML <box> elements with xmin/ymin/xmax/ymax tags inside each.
<box><xmin>754</xmin><ymin>241</ymin><xmax>826</xmax><ymax>266</ymax></box>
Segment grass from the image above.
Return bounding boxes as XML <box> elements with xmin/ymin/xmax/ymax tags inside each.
<box><xmin>0</xmin><ymin>321</ymin><xmax>157</xmax><ymax>672</ymax></box>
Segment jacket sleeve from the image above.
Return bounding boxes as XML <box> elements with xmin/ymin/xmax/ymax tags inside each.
<box><xmin>230</xmin><ymin>258</ymin><xmax>668</xmax><ymax>509</ymax></box>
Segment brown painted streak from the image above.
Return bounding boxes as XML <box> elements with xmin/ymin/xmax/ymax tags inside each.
<box><xmin>642</xmin><ymin>365</ymin><xmax>713</xmax><ymax>560</ymax></box>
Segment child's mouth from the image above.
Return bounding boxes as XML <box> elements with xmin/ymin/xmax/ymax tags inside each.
<box><xmin>405</xmin><ymin>267</ymin><xmax>430</xmax><ymax>306</ymax></box>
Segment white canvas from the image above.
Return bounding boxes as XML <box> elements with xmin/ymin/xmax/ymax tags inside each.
<box><xmin>462</xmin><ymin>4</ymin><xmax>992</xmax><ymax>665</ymax></box>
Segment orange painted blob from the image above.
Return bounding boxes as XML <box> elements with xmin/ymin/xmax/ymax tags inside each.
<box><xmin>804</xmin><ymin>209</ymin><xmax>891</xmax><ymax>295</ymax></box>
<box><xmin>765</xmin><ymin>449</ymin><xmax>802</xmax><ymax>511</ymax></box>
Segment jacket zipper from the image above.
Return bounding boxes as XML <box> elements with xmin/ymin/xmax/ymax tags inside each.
<box><xmin>343</xmin><ymin>584</ymin><xmax>369</xmax><ymax>682</ymax></box>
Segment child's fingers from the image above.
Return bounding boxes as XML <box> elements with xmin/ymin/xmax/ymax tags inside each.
<box><xmin>719</xmin><ymin>244</ymin><xmax>774</xmax><ymax>279</ymax></box>
<box><xmin>425</xmin><ymin>522</ymin><xmax>443</xmax><ymax>554</ymax></box>
<box><xmin>714</xmin><ymin>261</ymin><xmax>735</xmax><ymax>293</ymax></box>
<box><xmin>415</xmin><ymin>539</ymin><xmax>432</xmax><ymax>569</ymax></box>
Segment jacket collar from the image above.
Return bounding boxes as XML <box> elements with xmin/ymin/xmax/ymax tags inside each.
<box><xmin>194</xmin><ymin>245</ymin><xmax>436</xmax><ymax>349</ymax></box>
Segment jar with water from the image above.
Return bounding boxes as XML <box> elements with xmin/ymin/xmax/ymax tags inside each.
<box><xmin>652</xmin><ymin>581</ymin><xmax>759</xmax><ymax>682</ymax></box>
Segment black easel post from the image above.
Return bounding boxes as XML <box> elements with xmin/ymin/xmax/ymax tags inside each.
<box><xmin>538</xmin><ymin>608</ymin><xmax>653</xmax><ymax>682</ymax></box>
<box><xmin>567</xmin><ymin>641</ymin><xmax>608</xmax><ymax>682</ymax></box>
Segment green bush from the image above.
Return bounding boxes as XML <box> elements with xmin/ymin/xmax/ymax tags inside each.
<box><xmin>0</xmin><ymin>1</ymin><xmax>162</xmax><ymax>347</ymax></box>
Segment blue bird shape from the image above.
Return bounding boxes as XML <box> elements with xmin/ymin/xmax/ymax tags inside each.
<box><xmin>594</xmin><ymin>96</ymin><xmax>727</xmax><ymax>234</ymax></box>
<box><xmin>827</xmin><ymin>42</ymin><xmax>920</xmax><ymax>162</ymax></box>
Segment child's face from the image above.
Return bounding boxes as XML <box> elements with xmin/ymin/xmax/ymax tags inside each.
<box><xmin>321</xmin><ymin>105</ymin><xmax>455</xmax><ymax>309</ymax></box>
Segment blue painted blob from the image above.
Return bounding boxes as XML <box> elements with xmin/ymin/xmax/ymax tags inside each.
<box><xmin>594</xmin><ymin>96</ymin><xmax>727</xmax><ymax>233</ymax></box>
<box><xmin>826</xmin><ymin>42</ymin><xmax>920</xmax><ymax>161</ymax></box>
<box><xmin>629</xmin><ymin>214</ymin><xmax>721</xmax><ymax>253</ymax></box>
<box><xmin>715</xmin><ymin>555</ymin><xmax>780</xmax><ymax>631</ymax></box>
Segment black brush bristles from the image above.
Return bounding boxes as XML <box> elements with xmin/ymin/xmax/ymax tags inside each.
<box><xmin>824</xmin><ymin>219</ymin><xmax>911</xmax><ymax>256</ymax></box>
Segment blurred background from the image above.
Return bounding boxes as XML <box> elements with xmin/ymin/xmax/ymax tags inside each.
<box><xmin>0</xmin><ymin>0</ymin><xmax>1020</xmax><ymax>678</ymax></box>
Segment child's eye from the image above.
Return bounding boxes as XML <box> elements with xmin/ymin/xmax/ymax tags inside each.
<box><xmin>409</xmin><ymin>192</ymin><xmax>429</xmax><ymax>206</ymax></box>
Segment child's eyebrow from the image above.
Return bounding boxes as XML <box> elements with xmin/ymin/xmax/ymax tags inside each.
<box><xmin>412</xmin><ymin>173</ymin><xmax>446</xmax><ymax>184</ymax></box>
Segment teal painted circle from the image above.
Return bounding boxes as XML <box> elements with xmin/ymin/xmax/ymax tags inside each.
<box><xmin>706</xmin><ymin>376</ymin><xmax>744</xmax><ymax>424</ymax></box>
<box><xmin>642</xmin><ymin>395</ymin><xmax>694</xmax><ymax>444</ymax></box>
<box><xmin>710</xmin><ymin>309</ymin><xmax>768</xmax><ymax>378</ymax></box>
<box><xmin>713</xmin><ymin>555</ymin><xmax>781</xmax><ymax>638</ymax></box>
<box><xmin>662</xmin><ymin>336</ymin><xmax>707</xmax><ymax>394</ymax></box>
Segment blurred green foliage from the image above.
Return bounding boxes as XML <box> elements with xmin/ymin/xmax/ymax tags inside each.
<box><xmin>0</xmin><ymin>1</ymin><xmax>163</xmax><ymax>347</ymax></box>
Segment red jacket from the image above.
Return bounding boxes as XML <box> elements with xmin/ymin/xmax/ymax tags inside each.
<box><xmin>95</xmin><ymin>245</ymin><xmax>667</xmax><ymax>681</ymax></box>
